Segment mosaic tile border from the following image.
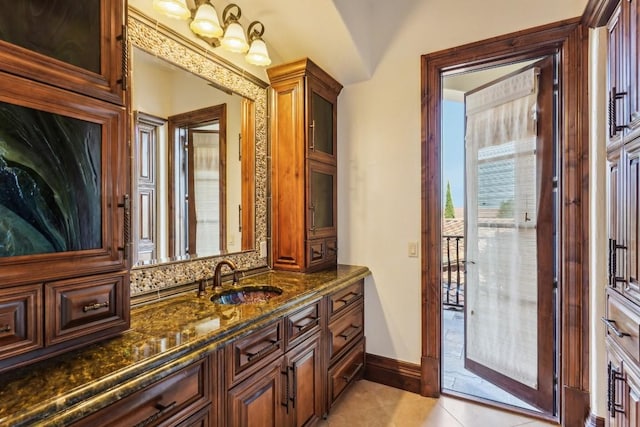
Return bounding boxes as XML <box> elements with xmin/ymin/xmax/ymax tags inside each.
<box><xmin>128</xmin><ymin>9</ymin><xmax>268</xmax><ymax>297</ymax></box>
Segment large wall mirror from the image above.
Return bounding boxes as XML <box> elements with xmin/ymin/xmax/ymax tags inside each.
<box><xmin>127</xmin><ymin>7</ymin><xmax>268</xmax><ymax>297</ymax></box>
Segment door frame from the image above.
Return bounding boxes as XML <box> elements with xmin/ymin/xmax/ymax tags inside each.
<box><xmin>420</xmin><ymin>18</ymin><xmax>589</xmax><ymax>424</ymax></box>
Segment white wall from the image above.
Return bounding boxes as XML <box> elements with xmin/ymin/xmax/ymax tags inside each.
<box><xmin>589</xmin><ymin>26</ymin><xmax>609</xmax><ymax>418</ymax></box>
<box><xmin>337</xmin><ymin>0</ymin><xmax>587</xmax><ymax>364</ymax></box>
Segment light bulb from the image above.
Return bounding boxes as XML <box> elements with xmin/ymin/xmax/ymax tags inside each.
<box><xmin>245</xmin><ymin>39</ymin><xmax>271</xmax><ymax>66</ymax></box>
<box><xmin>221</xmin><ymin>22</ymin><xmax>249</xmax><ymax>53</ymax></box>
<box><xmin>190</xmin><ymin>3</ymin><xmax>223</xmax><ymax>38</ymax></box>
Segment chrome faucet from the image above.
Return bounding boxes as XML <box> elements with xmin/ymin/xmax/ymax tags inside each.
<box><xmin>212</xmin><ymin>260</ymin><xmax>239</xmax><ymax>291</ymax></box>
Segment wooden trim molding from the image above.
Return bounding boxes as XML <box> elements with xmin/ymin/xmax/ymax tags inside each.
<box><xmin>584</xmin><ymin>412</ymin><xmax>605</xmax><ymax>427</ymax></box>
<box><xmin>364</xmin><ymin>353</ymin><xmax>421</xmax><ymax>394</ymax></box>
<box><xmin>420</xmin><ymin>17</ymin><xmax>590</xmax><ymax>425</ymax></box>
<box><xmin>582</xmin><ymin>0</ymin><xmax>619</xmax><ymax>28</ymax></box>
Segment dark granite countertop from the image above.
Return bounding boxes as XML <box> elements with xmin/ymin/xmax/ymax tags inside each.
<box><xmin>0</xmin><ymin>265</ymin><xmax>370</xmax><ymax>426</ymax></box>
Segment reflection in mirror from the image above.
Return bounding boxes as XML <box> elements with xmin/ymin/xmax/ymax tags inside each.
<box><xmin>131</xmin><ymin>46</ymin><xmax>255</xmax><ymax>266</ymax></box>
<box><xmin>168</xmin><ymin>104</ymin><xmax>226</xmax><ymax>258</ymax></box>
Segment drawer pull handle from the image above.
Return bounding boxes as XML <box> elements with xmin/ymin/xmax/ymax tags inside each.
<box><xmin>338</xmin><ymin>325</ymin><xmax>361</xmax><ymax>341</ymax></box>
<box><xmin>246</xmin><ymin>339</ymin><xmax>280</xmax><ymax>361</ymax></box>
<box><xmin>83</xmin><ymin>301</ymin><xmax>109</xmax><ymax>312</ymax></box>
<box><xmin>338</xmin><ymin>291</ymin><xmax>360</xmax><ymax>304</ymax></box>
<box><xmin>133</xmin><ymin>400</ymin><xmax>176</xmax><ymax>427</ymax></box>
<box><xmin>294</xmin><ymin>316</ymin><xmax>319</xmax><ymax>332</ymax></box>
<box><xmin>0</xmin><ymin>325</ymin><xmax>11</xmax><ymax>333</ymax></box>
<box><xmin>602</xmin><ymin>318</ymin><xmax>630</xmax><ymax>338</ymax></box>
<box><xmin>342</xmin><ymin>362</ymin><xmax>364</xmax><ymax>384</ymax></box>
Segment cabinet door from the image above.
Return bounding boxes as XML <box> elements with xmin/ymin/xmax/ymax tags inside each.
<box><xmin>307</xmin><ymin>160</ymin><xmax>336</xmax><ymax>240</ymax></box>
<box><xmin>628</xmin><ymin>371</ymin><xmax>640</xmax><ymax>427</ymax></box>
<box><xmin>608</xmin><ymin>2</ymin><xmax>628</xmax><ymax>146</ymax></box>
<box><xmin>627</xmin><ymin>143</ymin><xmax>640</xmax><ymax>302</ymax></box>
<box><xmin>284</xmin><ymin>335</ymin><xmax>323</xmax><ymax>427</ymax></box>
<box><xmin>609</xmin><ymin>150</ymin><xmax>627</xmax><ymax>291</ymax></box>
<box><xmin>307</xmin><ymin>76</ymin><xmax>337</xmax><ymax>164</ymax></box>
<box><xmin>0</xmin><ymin>71</ymin><xmax>128</xmax><ymax>286</ymax></box>
<box><xmin>0</xmin><ymin>0</ymin><xmax>125</xmax><ymax>104</ymax></box>
<box><xmin>227</xmin><ymin>360</ymin><xmax>285</xmax><ymax>427</ymax></box>
<box><xmin>607</xmin><ymin>348</ymin><xmax>627</xmax><ymax>426</ymax></box>
<box><xmin>627</xmin><ymin>0</ymin><xmax>640</xmax><ymax>135</ymax></box>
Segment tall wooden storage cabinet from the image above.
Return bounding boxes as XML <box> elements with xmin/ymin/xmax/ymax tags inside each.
<box><xmin>267</xmin><ymin>58</ymin><xmax>343</xmax><ymax>272</ymax></box>
<box><xmin>0</xmin><ymin>0</ymin><xmax>129</xmax><ymax>373</ymax></box>
<box><xmin>605</xmin><ymin>0</ymin><xmax>640</xmax><ymax>424</ymax></box>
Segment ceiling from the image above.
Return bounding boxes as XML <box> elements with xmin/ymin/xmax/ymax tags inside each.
<box><xmin>131</xmin><ymin>0</ymin><xmax>422</xmax><ymax>85</ymax></box>
<box><xmin>132</xmin><ymin>0</ymin><xmax>588</xmax><ymax>87</ymax></box>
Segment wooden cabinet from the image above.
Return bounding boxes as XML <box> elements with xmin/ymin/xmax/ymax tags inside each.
<box><xmin>0</xmin><ymin>0</ymin><xmax>126</xmax><ymax>105</ymax></box>
<box><xmin>283</xmin><ymin>335</ymin><xmax>323</xmax><ymax>427</ymax></box>
<box><xmin>72</xmin><ymin>354</ymin><xmax>213</xmax><ymax>427</ymax></box>
<box><xmin>226</xmin><ymin>312</ymin><xmax>324</xmax><ymax>427</ymax></box>
<box><xmin>326</xmin><ymin>279</ymin><xmax>365</xmax><ymax>410</ymax></box>
<box><xmin>0</xmin><ymin>0</ymin><xmax>129</xmax><ymax>373</ymax></box>
<box><xmin>227</xmin><ymin>358</ymin><xmax>285</xmax><ymax>427</ymax></box>
<box><xmin>227</xmin><ymin>334</ymin><xmax>322</xmax><ymax>427</ymax></box>
<box><xmin>608</xmin><ymin>0</ymin><xmax>640</xmax><ymax>146</ymax></box>
<box><xmin>268</xmin><ymin>59</ymin><xmax>343</xmax><ymax>272</ymax></box>
<box><xmin>606</xmin><ymin>330</ymin><xmax>640</xmax><ymax>427</ymax></box>
<box><xmin>607</xmin><ymin>2</ymin><xmax>640</xmax><ymax>421</ymax></box>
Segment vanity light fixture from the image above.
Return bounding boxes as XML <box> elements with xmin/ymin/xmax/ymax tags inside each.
<box><xmin>245</xmin><ymin>22</ymin><xmax>271</xmax><ymax>66</ymax></box>
<box><xmin>220</xmin><ymin>4</ymin><xmax>249</xmax><ymax>53</ymax></box>
<box><xmin>152</xmin><ymin>0</ymin><xmax>272</xmax><ymax>67</ymax></box>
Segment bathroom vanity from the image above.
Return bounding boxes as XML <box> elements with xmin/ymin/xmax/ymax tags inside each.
<box><xmin>0</xmin><ymin>266</ymin><xmax>369</xmax><ymax>426</ymax></box>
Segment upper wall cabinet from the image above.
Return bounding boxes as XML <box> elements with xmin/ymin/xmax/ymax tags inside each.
<box><xmin>608</xmin><ymin>0</ymin><xmax>640</xmax><ymax>146</ymax></box>
<box><xmin>0</xmin><ymin>0</ymin><xmax>126</xmax><ymax>105</ymax></box>
<box><xmin>268</xmin><ymin>59</ymin><xmax>342</xmax><ymax>272</ymax></box>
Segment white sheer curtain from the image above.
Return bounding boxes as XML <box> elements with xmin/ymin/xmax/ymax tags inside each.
<box><xmin>192</xmin><ymin>132</ymin><xmax>220</xmax><ymax>254</ymax></box>
<box><xmin>465</xmin><ymin>67</ymin><xmax>540</xmax><ymax>388</ymax></box>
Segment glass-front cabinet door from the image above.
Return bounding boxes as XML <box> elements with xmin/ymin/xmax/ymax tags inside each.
<box><xmin>0</xmin><ymin>0</ymin><xmax>126</xmax><ymax>105</ymax></box>
<box><xmin>307</xmin><ymin>76</ymin><xmax>337</xmax><ymax>164</ymax></box>
<box><xmin>307</xmin><ymin>160</ymin><xmax>336</xmax><ymax>239</ymax></box>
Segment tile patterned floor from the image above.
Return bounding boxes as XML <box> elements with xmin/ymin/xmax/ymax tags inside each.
<box><xmin>318</xmin><ymin>380</ymin><xmax>557</xmax><ymax>427</ymax></box>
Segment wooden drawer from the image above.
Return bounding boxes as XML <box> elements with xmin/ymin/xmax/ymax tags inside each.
<box><xmin>328</xmin><ymin>337</ymin><xmax>365</xmax><ymax>408</ymax></box>
<box><xmin>285</xmin><ymin>300</ymin><xmax>321</xmax><ymax>350</ymax></box>
<box><xmin>73</xmin><ymin>356</ymin><xmax>210</xmax><ymax>427</ymax></box>
<box><xmin>328</xmin><ymin>300</ymin><xmax>364</xmax><ymax>361</ymax></box>
<box><xmin>606</xmin><ymin>290</ymin><xmax>640</xmax><ymax>364</ymax></box>
<box><xmin>226</xmin><ymin>319</ymin><xmax>284</xmax><ymax>386</ymax></box>
<box><xmin>0</xmin><ymin>284</ymin><xmax>42</xmax><ymax>360</ymax></box>
<box><xmin>307</xmin><ymin>240</ymin><xmax>326</xmax><ymax>267</ymax></box>
<box><xmin>328</xmin><ymin>280</ymin><xmax>363</xmax><ymax>320</ymax></box>
<box><xmin>45</xmin><ymin>271</ymin><xmax>129</xmax><ymax>346</ymax></box>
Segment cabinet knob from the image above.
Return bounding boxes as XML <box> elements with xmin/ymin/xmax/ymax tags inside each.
<box><xmin>0</xmin><ymin>325</ymin><xmax>11</xmax><ymax>333</ymax></box>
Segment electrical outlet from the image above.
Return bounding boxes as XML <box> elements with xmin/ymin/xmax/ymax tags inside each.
<box><xmin>260</xmin><ymin>240</ymin><xmax>267</xmax><ymax>258</ymax></box>
<box><xmin>408</xmin><ymin>242</ymin><xmax>418</xmax><ymax>258</ymax></box>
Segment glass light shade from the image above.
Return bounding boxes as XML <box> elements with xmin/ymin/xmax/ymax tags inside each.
<box><xmin>153</xmin><ymin>0</ymin><xmax>190</xmax><ymax>20</ymax></box>
<box><xmin>190</xmin><ymin>3</ymin><xmax>223</xmax><ymax>38</ymax></box>
<box><xmin>245</xmin><ymin>39</ymin><xmax>271</xmax><ymax>66</ymax></box>
<box><xmin>221</xmin><ymin>22</ymin><xmax>249</xmax><ymax>53</ymax></box>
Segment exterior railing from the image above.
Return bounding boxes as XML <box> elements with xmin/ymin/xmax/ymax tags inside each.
<box><xmin>442</xmin><ymin>235</ymin><xmax>464</xmax><ymax>308</ymax></box>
